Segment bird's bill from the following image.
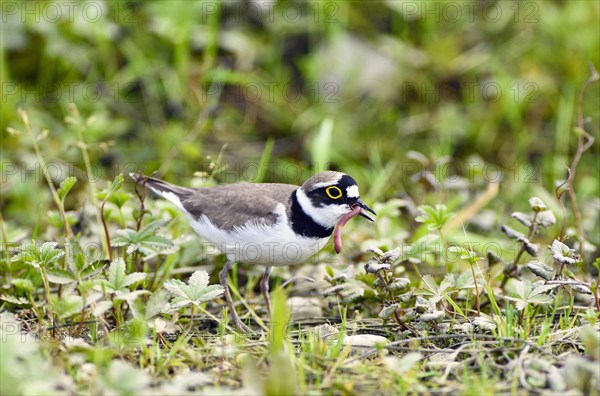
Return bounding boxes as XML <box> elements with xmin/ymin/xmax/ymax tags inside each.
<box><xmin>355</xmin><ymin>199</ymin><xmax>376</xmax><ymax>222</ymax></box>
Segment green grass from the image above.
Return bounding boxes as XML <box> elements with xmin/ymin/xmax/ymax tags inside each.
<box><xmin>1</xmin><ymin>1</ymin><xmax>600</xmax><ymax>395</ymax></box>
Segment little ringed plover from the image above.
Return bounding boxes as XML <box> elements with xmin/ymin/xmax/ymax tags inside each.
<box><xmin>131</xmin><ymin>171</ymin><xmax>375</xmax><ymax>331</ymax></box>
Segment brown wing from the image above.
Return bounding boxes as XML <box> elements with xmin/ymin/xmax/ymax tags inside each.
<box><xmin>181</xmin><ymin>183</ymin><xmax>297</xmax><ymax>231</ymax></box>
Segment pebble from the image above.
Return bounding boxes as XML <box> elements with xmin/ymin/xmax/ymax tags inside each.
<box><xmin>287</xmin><ymin>296</ymin><xmax>323</xmax><ymax>320</ymax></box>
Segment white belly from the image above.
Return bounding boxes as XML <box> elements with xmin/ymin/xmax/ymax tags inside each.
<box><xmin>186</xmin><ymin>214</ymin><xmax>330</xmax><ymax>266</ymax></box>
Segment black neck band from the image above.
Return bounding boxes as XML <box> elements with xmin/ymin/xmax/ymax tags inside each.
<box><xmin>290</xmin><ymin>190</ymin><xmax>334</xmax><ymax>238</ymax></box>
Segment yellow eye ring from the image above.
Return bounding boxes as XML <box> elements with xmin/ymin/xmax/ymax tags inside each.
<box><xmin>326</xmin><ymin>186</ymin><xmax>343</xmax><ymax>199</ymax></box>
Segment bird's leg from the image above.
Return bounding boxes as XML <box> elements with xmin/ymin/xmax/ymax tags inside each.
<box><xmin>260</xmin><ymin>266</ymin><xmax>273</xmax><ymax>317</ymax></box>
<box><xmin>219</xmin><ymin>260</ymin><xmax>249</xmax><ymax>333</ymax></box>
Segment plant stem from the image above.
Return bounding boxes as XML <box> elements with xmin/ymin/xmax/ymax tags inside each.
<box><xmin>557</xmin><ymin>262</ymin><xmax>566</xmax><ymax>279</ymax></box>
<box><xmin>20</xmin><ymin>109</ymin><xmax>73</xmax><ymax>238</ymax></box>
<box><xmin>593</xmin><ymin>279</ymin><xmax>600</xmax><ymax>313</ymax></box>
<box><xmin>100</xmin><ymin>200</ymin><xmax>112</xmax><ymax>261</ymax></box>
<box><xmin>39</xmin><ymin>266</ymin><xmax>54</xmax><ymax>326</ymax></box>
<box><xmin>0</xmin><ymin>209</ymin><xmax>8</xmax><ymax>243</ymax></box>
<box><xmin>470</xmin><ymin>263</ymin><xmax>480</xmax><ymax>316</ymax></box>
<box><xmin>567</xmin><ymin>65</ymin><xmax>598</xmax><ymax>237</ymax></box>
<box><xmin>70</xmin><ymin>104</ymin><xmax>110</xmax><ymax>259</ymax></box>
<box><xmin>134</xmin><ymin>177</ymin><xmax>147</xmax><ymax>231</ymax></box>
<box><xmin>438</xmin><ymin>229</ymin><xmax>449</xmax><ymax>271</ymax></box>
<box><xmin>188</xmin><ymin>304</ymin><xmax>195</xmax><ymax>334</ymax></box>
<box><xmin>28</xmin><ymin>295</ymin><xmax>44</xmax><ymax>327</ymax></box>
<box><xmin>114</xmin><ymin>299</ymin><xmax>122</xmax><ymax>328</ymax></box>
<box><xmin>518</xmin><ymin>305</ymin><xmax>526</xmax><ymax>329</ymax></box>
<box><xmin>526</xmin><ymin>305</ymin><xmax>541</xmax><ymax>337</ymax></box>
<box><xmin>39</xmin><ymin>267</ymin><xmax>52</xmax><ymax>306</ymax></box>
<box><xmin>501</xmin><ymin>212</ymin><xmax>539</xmax><ymax>289</ymax></box>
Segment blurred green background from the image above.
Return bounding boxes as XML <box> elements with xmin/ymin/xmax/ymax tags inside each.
<box><xmin>1</xmin><ymin>0</ymin><xmax>599</xmax><ymax>241</ymax></box>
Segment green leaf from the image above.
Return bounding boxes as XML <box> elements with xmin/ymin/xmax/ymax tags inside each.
<box><xmin>47</xmin><ymin>267</ymin><xmax>77</xmax><ymax>284</ymax></box>
<box><xmin>57</xmin><ymin>177</ymin><xmax>77</xmax><ymax>203</ymax></box>
<box><xmin>131</xmin><ymin>290</ymin><xmax>170</xmax><ymax>320</ymax></box>
<box><xmin>379</xmin><ymin>303</ymin><xmax>399</xmax><ymax>321</ymax></box>
<box><xmin>164</xmin><ymin>270</ymin><xmax>224</xmax><ymax>310</ymax></box>
<box><xmin>112</xmin><ymin>220</ymin><xmax>174</xmax><ymax>257</ymax></box>
<box><xmin>529</xmin><ymin>196</ymin><xmax>547</xmax><ymax>212</ymax></box>
<box><xmin>136</xmin><ymin>219</ymin><xmax>171</xmax><ymax>241</ymax></box>
<box><xmin>107</xmin><ymin>258</ymin><xmax>127</xmax><ymax>291</ymax></box>
<box><xmin>415</xmin><ymin>204</ymin><xmax>454</xmax><ymax>231</ymax></box>
<box><xmin>11</xmin><ymin>241</ymin><xmax>65</xmax><ymax>269</ymax></box>
<box><xmin>537</xmin><ymin>210</ymin><xmax>556</xmax><ymax>227</ymax></box>
<box><xmin>325</xmin><ymin>265</ymin><xmax>335</xmax><ymax>278</ymax></box>
<box><xmin>108</xmin><ymin>192</ymin><xmax>132</xmax><ymax>208</ymax></box>
<box><xmin>417</xmin><ymin>274</ymin><xmax>456</xmax><ymax>304</ymax></box>
<box><xmin>93</xmin><ymin>301</ymin><xmax>114</xmax><ymax>317</ymax></box>
<box><xmin>114</xmin><ymin>290</ymin><xmax>150</xmax><ymax>303</ymax></box>
<box><xmin>579</xmin><ymin>325</ymin><xmax>600</xmax><ymax>361</ymax></box>
<box><xmin>527</xmin><ymin>260</ymin><xmax>555</xmax><ymax>281</ymax></box>
<box><xmin>501</xmin><ymin>225</ymin><xmax>525</xmax><ymax>240</ymax></box>
<box><xmin>511</xmin><ymin>212</ymin><xmax>532</xmax><ymax>227</ymax></box>
<box><xmin>104</xmin><ymin>259</ymin><xmax>146</xmax><ymax>292</ymax></box>
<box><xmin>141</xmin><ymin>235</ymin><xmax>174</xmax><ymax>247</ymax></box>
<box><xmin>269</xmin><ymin>287</ymin><xmax>289</xmax><ymax>353</ymax></box>
<box><xmin>163</xmin><ymin>279</ymin><xmax>188</xmax><ymax>300</ymax></box>
<box><xmin>108</xmin><ymin>319</ymin><xmax>147</xmax><ymax>349</ymax></box>
<box><xmin>421</xmin><ymin>274</ymin><xmax>441</xmax><ymax>295</ymax></box>
<box><xmin>455</xmin><ymin>270</ymin><xmax>476</xmax><ymax>290</ymax></box>
<box><xmin>10</xmin><ymin>279</ymin><xmax>34</xmax><ymax>294</ymax></box>
<box><xmin>509</xmin><ymin>279</ymin><xmax>558</xmax><ymax>310</ymax></box>
<box><xmin>593</xmin><ymin>258</ymin><xmax>600</xmax><ymax>272</ymax></box>
<box><xmin>255</xmin><ymin>138</ymin><xmax>275</xmax><ymax>183</ymax></box>
<box><xmin>448</xmin><ymin>246</ymin><xmax>482</xmax><ymax>264</ymax></box>
<box><xmin>387</xmin><ymin>278</ymin><xmax>410</xmax><ymax>292</ymax></box>
<box><xmin>550</xmin><ymin>240</ymin><xmax>580</xmax><ymax>265</ymax></box>
<box><xmin>98</xmin><ymin>174</ymin><xmax>124</xmax><ymax>202</ymax></box>
<box><xmin>0</xmin><ymin>295</ymin><xmax>29</xmax><ymax>305</ymax></box>
<box><xmin>51</xmin><ymin>294</ymin><xmax>84</xmax><ymax>319</ymax></box>
<box><xmin>122</xmin><ymin>272</ymin><xmax>147</xmax><ymax>289</ymax></box>
<box><xmin>311</xmin><ymin>117</ymin><xmax>333</xmax><ymax>172</ymax></box>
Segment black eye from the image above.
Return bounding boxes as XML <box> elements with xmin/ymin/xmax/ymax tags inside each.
<box><xmin>325</xmin><ymin>186</ymin><xmax>343</xmax><ymax>199</ymax></box>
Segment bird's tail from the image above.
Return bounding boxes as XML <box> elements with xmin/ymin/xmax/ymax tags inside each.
<box><xmin>129</xmin><ymin>173</ymin><xmax>194</xmax><ymax>210</ymax></box>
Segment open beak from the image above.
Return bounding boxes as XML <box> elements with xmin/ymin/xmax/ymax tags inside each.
<box><xmin>354</xmin><ymin>199</ymin><xmax>376</xmax><ymax>222</ymax></box>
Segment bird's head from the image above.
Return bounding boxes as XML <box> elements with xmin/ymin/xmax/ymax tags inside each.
<box><xmin>296</xmin><ymin>171</ymin><xmax>376</xmax><ymax>252</ymax></box>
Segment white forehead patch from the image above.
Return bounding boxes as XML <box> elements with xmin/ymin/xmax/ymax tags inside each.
<box><xmin>346</xmin><ymin>185</ymin><xmax>359</xmax><ymax>198</ymax></box>
<box><xmin>312</xmin><ymin>181</ymin><xmax>339</xmax><ymax>189</ymax></box>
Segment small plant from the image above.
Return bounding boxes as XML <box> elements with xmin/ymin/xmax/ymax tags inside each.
<box><xmin>448</xmin><ymin>245</ymin><xmax>483</xmax><ymax>315</ymax></box>
<box><xmin>415</xmin><ymin>204</ymin><xmax>455</xmax><ymax>270</ymax></box>
<box><xmin>98</xmin><ymin>174</ymin><xmax>125</xmax><ymax>261</ymax></box>
<box><xmin>164</xmin><ymin>270</ymin><xmax>224</xmax><ymax>332</ymax></box>
<box><xmin>550</xmin><ymin>239</ymin><xmax>582</xmax><ymax>277</ymax></box>
<box><xmin>506</xmin><ymin>279</ymin><xmax>558</xmax><ymax>331</ymax></box>
<box><xmin>111</xmin><ymin>219</ymin><xmax>175</xmax><ymax>272</ymax></box>
<box><xmin>10</xmin><ymin>241</ymin><xmax>65</xmax><ymax>322</ymax></box>
<box><xmin>95</xmin><ymin>258</ymin><xmax>147</xmax><ymax>327</ymax></box>
<box><xmin>500</xmin><ymin>196</ymin><xmax>556</xmax><ymax>288</ymax></box>
<box><xmin>363</xmin><ymin>248</ymin><xmax>410</xmax><ymax>324</ymax></box>
<box><xmin>323</xmin><ymin>266</ymin><xmax>365</xmax><ymax>308</ymax></box>
<box><xmin>8</xmin><ymin>109</ymin><xmax>74</xmax><ymax>238</ymax></box>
